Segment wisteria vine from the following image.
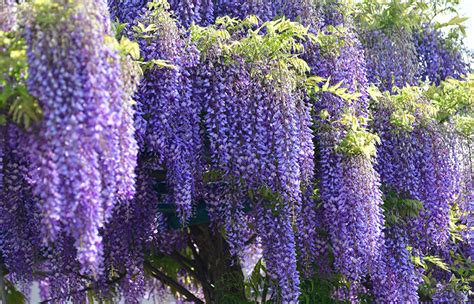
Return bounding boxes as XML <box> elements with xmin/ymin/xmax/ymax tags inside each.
<box><xmin>0</xmin><ymin>0</ymin><xmax>472</xmax><ymax>303</ymax></box>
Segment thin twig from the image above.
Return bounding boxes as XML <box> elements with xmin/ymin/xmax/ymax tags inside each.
<box><xmin>39</xmin><ymin>275</ymin><xmax>124</xmax><ymax>303</ymax></box>
<box><xmin>170</xmin><ymin>252</ymin><xmax>213</xmax><ymax>291</ymax></box>
<box><xmin>144</xmin><ymin>260</ymin><xmax>204</xmax><ymax>304</ymax></box>
<box><xmin>0</xmin><ymin>267</ymin><xmax>7</xmax><ymax>304</ymax></box>
<box><xmin>188</xmin><ymin>238</ymin><xmax>206</xmax><ymax>270</ymax></box>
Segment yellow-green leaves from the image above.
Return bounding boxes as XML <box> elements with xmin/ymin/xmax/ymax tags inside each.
<box><xmin>369</xmin><ymin>77</ymin><xmax>473</xmax><ymax>135</ymax></box>
<box><xmin>337</xmin><ymin>113</ymin><xmax>380</xmax><ymax>158</ymax></box>
<box><xmin>0</xmin><ymin>31</ymin><xmax>41</xmax><ymax>128</ymax></box>
<box><xmin>307</xmin><ymin>76</ymin><xmax>363</xmax><ymax>102</ymax></box>
<box><xmin>105</xmin><ymin>35</ymin><xmax>138</xmax><ymax>59</ymax></box>
<box><xmin>390</xmin><ymin>109</ymin><xmax>416</xmax><ymax>131</ymax></box>
<box><xmin>191</xmin><ymin>16</ymin><xmax>313</xmax><ymax>77</ymax></box>
<box><xmin>426</xmin><ymin>75</ymin><xmax>473</xmax><ymax>136</ymax></box>
<box><xmin>453</xmin><ymin>115</ymin><xmax>474</xmax><ymax>138</ymax></box>
<box><xmin>314</xmin><ymin>25</ymin><xmax>346</xmax><ymax>57</ymax></box>
<box><xmin>423</xmin><ymin>256</ymin><xmax>450</xmax><ymax>272</ymax></box>
<box><xmin>8</xmin><ymin>87</ymin><xmax>43</xmax><ymax>129</ymax></box>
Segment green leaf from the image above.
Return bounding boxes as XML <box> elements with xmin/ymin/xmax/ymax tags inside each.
<box><xmin>424</xmin><ymin>256</ymin><xmax>450</xmax><ymax>271</ymax></box>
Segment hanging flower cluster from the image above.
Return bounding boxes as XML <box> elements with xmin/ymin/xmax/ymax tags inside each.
<box><xmin>130</xmin><ymin>0</ymin><xmax>201</xmax><ymax>221</ymax></box>
<box><xmin>414</xmin><ymin>26</ymin><xmax>468</xmax><ymax>85</ymax></box>
<box><xmin>372</xmin><ymin>225</ymin><xmax>422</xmax><ymax>302</ymax></box>
<box><xmin>24</xmin><ymin>0</ymin><xmax>137</xmax><ymax>275</ymax></box>
<box><xmin>213</xmin><ymin>0</ymin><xmax>275</xmax><ymax>21</ymax></box>
<box><xmin>308</xmin><ymin>9</ymin><xmax>386</xmax><ymax>288</ymax></box>
<box><xmin>372</xmin><ymin>88</ymin><xmax>462</xmax><ymax>251</ymax></box>
<box><xmin>361</xmin><ymin>29</ymin><xmax>418</xmax><ymax>92</ymax></box>
<box><xmin>0</xmin><ymin>124</ymin><xmax>41</xmax><ymax>283</ymax></box>
<box><xmin>0</xmin><ymin>0</ymin><xmax>17</xmax><ymax>31</ymax></box>
<box><xmin>190</xmin><ymin>16</ymin><xmax>317</xmax><ymax>301</ymax></box>
<box><xmin>168</xmin><ymin>0</ymin><xmax>215</xmax><ymax>27</ymax></box>
<box><xmin>107</xmin><ymin>0</ymin><xmax>150</xmax><ymax>24</ymax></box>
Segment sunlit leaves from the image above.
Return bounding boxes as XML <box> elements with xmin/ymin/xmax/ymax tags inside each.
<box><xmin>370</xmin><ymin>76</ymin><xmax>473</xmax><ymax>135</ymax></box>
<box><xmin>0</xmin><ymin>31</ymin><xmax>41</xmax><ymax>128</ymax></box>
<box><xmin>336</xmin><ymin>113</ymin><xmax>380</xmax><ymax>158</ymax></box>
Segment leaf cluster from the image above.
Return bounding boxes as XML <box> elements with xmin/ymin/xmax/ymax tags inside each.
<box><xmin>425</xmin><ymin>75</ymin><xmax>474</xmax><ymax>137</ymax></box>
<box><xmin>191</xmin><ymin>15</ymin><xmax>314</xmax><ymax>80</ymax></box>
<box><xmin>245</xmin><ymin>259</ymin><xmax>272</xmax><ymax>303</ymax></box>
<box><xmin>354</xmin><ymin>0</ymin><xmax>431</xmax><ymax>33</ymax></box>
<box><xmin>336</xmin><ymin>113</ymin><xmax>381</xmax><ymax>158</ymax></box>
<box><xmin>0</xmin><ymin>31</ymin><xmax>42</xmax><ymax>128</ymax></box>
<box><xmin>370</xmin><ymin>76</ymin><xmax>473</xmax><ymax>136</ymax></box>
<box><xmin>354</xmin><ymin>0</ymin><xmax>468</xmax><ymax>34</ymax></box>
<box><xmin>382</xmin><ymin>190</ymin><xmax>424</xmax><ymax>225</ymax></box>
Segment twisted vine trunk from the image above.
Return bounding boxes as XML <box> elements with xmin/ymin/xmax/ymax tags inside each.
<box><xmin>190</xmin><ymin>225</ymin><xmax>247</xmax><ymax>303</ymax></box>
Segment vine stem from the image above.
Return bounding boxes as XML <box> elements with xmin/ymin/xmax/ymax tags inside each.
<box><xmin>144</xmin><ymin>260</ymin><xmax>204</xmax><ymax>304</ymax></box>
<box><xmin>0</xmin><ymin>267</ymin><xmax>7</xmax><ymax>304</ymax></box>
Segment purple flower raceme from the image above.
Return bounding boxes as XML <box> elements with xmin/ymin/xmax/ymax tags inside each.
<box><xmin>168</xmin><ymin>0</ymin><xmax>203</xmax><ymax>27</ymax></box>
<box><xmin>214</xmin><ymin>0</ymin><xmax>276</xmax><ymax>21</ymax></box>
<box><xmin>371</xmin><ymin>225</ymin><xmax>422</xmax><ymax>303</ymax></box>
<box><xmin>25</xmin><ymin>0</ymin><xmax>137</xmax><ymax>275</ymax></box>
<box><xmin>361</xmin><ymin>29</ymin><xmax>418</xmax><ymax>92</ymax></box>
<box><xmin>370</xmin><ymin>89</ymin><xmax>465</xmax><ymax>302</ymax></box>
<box><xmin>202</xmin><ymin>61</ymin><xmax>305</xmax><ymax>301</ymax></box>
<box><xmin>101</xmin><ymin>157</ymin><xmax>188</xmax><ymax>302</ymax></box>
<box><xmin>414</xmin><ymin>26</ymin><xmax>468</xmax><ymax>85</ymax></box>
<box><xmin>168</xmin><ymin>0</ymin><xmax>215</xmax><ymax>27</ymax></box>
<box><xmin>309</xmin><ymin>18</ymin><xmax>385</xmax><ymax>295</ymax></box>
<box><xmin>431</xmin><ymin>283</ymin><xmax>469</xmax><ymax>304</ymax></box>
<box><xmin>37</xmin><ymin>234</ymin><xmax>88</xmax><ymax>303</ymax></box>
<box><xmin>0</xmin><ymin>0</ymin><xmax>17</xmax><ymax>31</ymax></box>
<box><xmin>190</xmin><ymin>17</ymin><xmax>318</xmax><ymax>300</ymax></box>
<box><xmin>107</xmin><ymin>0</ymin><xmax>150</xmax><ymax>24</ymax></box>
<box><xmin>412</xmin><ymin>125</ymin><xmax>461</xmax><ymax>249</ymax></box>
<box><xmin>457</xmin><ymin>138</ymin><xmax>473</xmax><ymax>258</ymax></box>
<box><xmin>373</xmin><ymin>99</ymin><xmax>461</xmax><ymax>252</ymax></box>
<box><xmin>102</xmin><ymin>160</ymin><xmax>159</xmax><ymax>303</ymax></box>
<box><xmin>256</xmin><ymin>204</ymin><xmax>300</xmax><ymax>302</ymax></box>
<box><xmin>130</xmin><ymin>1</ymin><xmax>201</xmax><ymax>221</ymax></box>
<box><xmin>0</xmin><ymin>124</ymin><xmax>41</xmax><ymax>283</ymax></box>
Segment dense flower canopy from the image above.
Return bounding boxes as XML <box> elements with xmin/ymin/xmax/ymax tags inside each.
<box><xmin>0</xmin><ymin>0</ymin><xmax>472</xmax><ymax>303</ymax></box>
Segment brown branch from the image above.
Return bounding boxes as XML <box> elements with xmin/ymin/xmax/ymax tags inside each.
<box><xmin>170</xmin><ymin>252</ymin><xmax>213</xmax><ymax>291</ymax></box>
<box><xmin>144</xmin><ymin>260</ymin><xmax>204</xmax><ymax>304</ymax></box>
<box><xmin>188</xmin><ymin>238</ymin><xmax>206</xmax><ymax>270</ymax></box>
<box><xmin>0</xmin><ymin>266</ymin><xmax>7</xmax><ymax>304</ymax></box>
<box><xmin>39</xmin><ymin>274</ymin><xmax>124</xmax><ymax>303</ymax></box>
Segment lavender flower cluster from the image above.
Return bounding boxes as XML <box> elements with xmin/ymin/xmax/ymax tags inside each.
<box><xmin>362</xmin><ymin>29</ymin><xmax>418</xmax><ymax>92</ymax></box>
<box><xmin>309</xmin><ymin>10</ymin><xmax>386</xmax><ymax>289</ymax></box>
<box><xmin>195</xmin><ymin>50</ymin><xmax>309</xmax><ymax>301</ymax></box>
<box><xmin>130</xmin><ymin>2</ymin><xmax>201</xmax><ymax>221</ymax></box>
<box><xmin>24</xmin><ymin>0</ymin><xmax>137</xmax><ymax>276</ymax></box>
<box><xmin>414</xmin><ymin>26</ymin><xmax>468</xmax><ymax>85</ymax></box>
